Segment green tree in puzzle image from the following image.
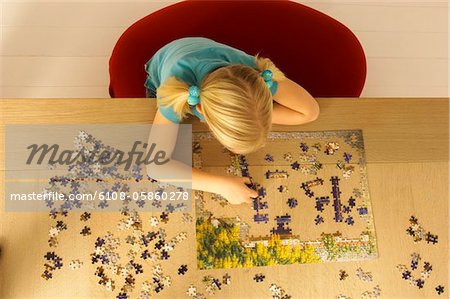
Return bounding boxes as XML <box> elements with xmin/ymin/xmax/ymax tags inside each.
<box><xmin>196</xmin><ymin>217</ymin><xmax>321</xmax><ymax>269</ymax></box>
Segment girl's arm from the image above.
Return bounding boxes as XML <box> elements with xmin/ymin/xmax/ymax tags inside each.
<box><xmin>147</xmin><ymin>110</ymin><xmax>255</xmax><ymax>204</ymax></box>
<box><xmin>272</xmin><ymin>78</ymin><xmax>320</xmax><ymax>125</ymax></box>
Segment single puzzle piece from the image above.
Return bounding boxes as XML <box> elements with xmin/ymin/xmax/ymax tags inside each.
<box><xmin>324</xmin><ymin>142</ymin><xmax>339</xmax><ymax>155</ymax></box>
<box><xmin>409</xmin><ymin>215</ymin><xmax>418</xmax><ymax>225</ymax></box>
<box><xmin>336</xmin><ymin>160</ymin><xmax>345</xmax><ymax>170</ymax></box>
<box><xmin>343</xmin><ymin>152</ymin><xmax>352</xmax><ymax>163</ymax></box>
<box><xmin>416</xmin><ymin>279</ymin><xmax>425</xmax><ymax>289</ymax></box>
<box><xmin>80</xmin><ymin>226</ymin><xmax>91</xmax><ymax>236</ymax></box>
<box><xmin>265</xmin><ymin>170</ymin><xmax>289</xmax><ymax>179</ymax></box>
<box><xmin>162</xmin><ymin>275</ymin><xmax>172</xmax><ymax>287</ymax></box>
<box><xmin>361</xmin><ymin>291</ymin><xmax>372</xmax><ymax>299</ymax></box>
<box><xmin>339</xmin><ymin>270</ymin><xmax>348</xmax><ymax>281</ymax></box>
<box><xmin>80</xmin><ymin>212</ymin><xmax>91</xmax><ymax>221</ymax></box>
<box><xmin>48</xmin><ymin>227</ymin><xmax>59</xmax><ymax>237</ymax></box>
<box><xmin>300</xmin><ymin>142</ymin><xmax>308</xmax><ymax>152</ymax></box>
<box><xmin>149</xmin><ymin>216</ymin><xmax>159</xmax><ymax>228</ymax></box>
<box><xmin>277</xmin><ymin>185</ymin><xmax>288</xmax><ymax>193</ymax></box>
<box><xmin>345</xmin><ymin>216</ymin><xmax>355</xmax><ymax>226</ymax></box>
<box><xmin>269</xmin><ymin>284</ymin><xmax>282</xmax><ymax>297</ymax></box>
<box><xmin>178</xmin><ymin>264</ymin><xmax>188</xmax><ymax>275</ymax></box>
<box><xmin>182</xmin><ymin>213</ymin><xmax>194</xmax><ymax>223</ymax></box>
<box><xmin>435</xmin><ymin>285</ymin><xmax>445</xmax><ymax>295</ymax></box>
<box><xmin>69</xmin><ymin>259</ymin><xmax>83</xmax><ymax>270</ymax></box>
<box><xmin>402</xmin><ymin>270</ymin><xmax>412</xmax><ymax>280</ymax></box>
<box><xmin>342</xmin><ymin>166</ymin><xmax>354</xmax><ymax>179</ymax></box>
<box><xmin>264</xmin><ymin>154</ymin><xmax>274</xmax><ymax>162</ymax></box>
<box><xmin>44</xmin><ymin>251</ymin><xmax>56</xmax><ymax>261</ymax></box>
<box><xmin>41</xmin><ymin>270</ymin><xmax>53</xmax><ymax>280</ymax></box>
<box><xmin>283</xmin><ymin>152</ymin><xmax>293</xmax><ymax>162</ymax></box>
<box><xmin>396</xmin><ymin>264</ymin><xmax>407</xmax><ymax>272</ymax></box>
<box><xmin>348</xmin><ymin>197</ymin><xmax>356</xmax><ymax>208</ymax></box>
<box><xmin>222</xmin><ymin>273</ymin><xmax>231</xmax><ymax>285</ymax></box>
<box><xmin>411</xmin><ymin>252</ymin><xmax>421</xmax><ymax>270</ymax></box>
<box><xmin>372</xmin><ymin>285</ymin><xmax>381</xmax><ymax>298</ymax></box>
<box><xmin>315</xmin><ymin>215</ymin><xmax>324</xmax><ymax>225</ymax></box>
<box><xmin>423</xmin><ymin>261</ymin><xmax>433</xmax><ymax>272</ymax></box>
<box><xmin>212</xmin><ymin>278</ymin><xmax>222</xmax><ymax>290</ymax></box>
<box><xmin>254</xmin><ymin>273</ymin><xmax>265</xmax><ymax>282</ymax></box>
<box><xmin>290</xmin><ymin>161</ymin><xmax>300</xmax><ymax>171</ymax></box>
<box><xmin>160</xmin><ymin>250</ymin><xmax>170</xmax><ymax>260</ymax></box>
<box><xmin>287</xmin><ymin>198</ymin><xmax>298</xmax><ymax>209</ymax></box>
<box><xmin>425</xmin><ymin>232</ymin><xmax>438</xmax><ymax>244</ymax></box>
<box><xmin>311</xmin><ymin>143</ymin><xmax>321</xmax><ymax>152</ymax></box>
<box><xmin>141</xmin><ymin>281</ymin><xmax>151</xmax><ymax>293</ymax></box>
<box><xmin>254</xmin><ymin>213</ymin><xmax>269</xmax><ymax>224</ymax></box>
<box><xmin>356</xmin><ymin>267</ymin><xmax>373</xmax><ymax>282</ymax></box>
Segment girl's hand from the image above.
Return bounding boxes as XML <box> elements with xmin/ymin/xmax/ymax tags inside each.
<box><xmin>217</xmin><ymin>176</ymin><xmax>257</xmax><ymax>205</ymax></box>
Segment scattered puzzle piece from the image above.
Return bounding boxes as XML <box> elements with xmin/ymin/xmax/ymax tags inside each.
<box><xmin>436</xmin><ymin>285</ymin><xmax>445</xmax><ymax>295</ymax></box>
<box><xmin>254</xmin><ymin>273</ymin><xmax>265</xmax><ymax>282</ymax></box>
<box><xmin>159</xmin><ymin>212</ymin><xmax>169</xmax><ymax>224</ymax></box>
<box><xmin>416</xmin><ymin>278</ymin><xmax>425</xmax><ymax>289</ymax></box>
<box><xmin>283</xmin><ymin>152</ymin><xmax>293</xmax><ymax>162</ymax></box>
<box><xmin>425</xmin><ymin>232</ymin><xmax>438</xmax><ymax>245</ymax></box>
<box><xmin>182</xmin><ymin>213</ymin><xmax>194</xmax><ymax>223</ymax></box>
<box><xmin>356</xmin><ymin>267</ymin><xmax>373</xmax><ymax>282</ymax></box>
<box><xmin>411</xmin><ymin>252</ymin><xmax>421</xmax><ymax>270</ymax></box>
<box><xmin>149</xmin><ymin>216</ymin><xmax>159</xmax><ymax>228</ymax></box>
<box><xmin>343</xmin><ymin>152</ymin><xmax>352</xmax><ymax>163</ymax></box>
<box><xmin>178</xmin><ymin>264</ymin><xmax>188</xmax><ymax>275</ymax></box>
<box><xmin>80</xmin><ymin>212</ymin><xmax>91</xmax><ymax>222</ymax></box>
<box><xmin>277</xmin><ymin>185</ymin><xmax>288</xmax><ymax>193</ymax></box>
<box><xmin>69</xmin><ymin>259</ymin><xmax>83</xmax><ymax>270</ymax></box>
<box><xmin>315</xmin><ymin>215</ymin><xmax>324</xmax><ymax>225</ymax></box>
<box><xmin>339</xmin><ymin>270</ymin><xmax>348</xmax><ymax>281</ymax></box>
<box><xmin>287</xmin><ymin>198</ymin><xmax>298</xmax><ymax>209</ymax></box>
<box><xmin>222</xmin><ymin>273</ymin><xmax>231</xmax><ymax>285</ymax></box>
<box><xmin>80</xmin><ymin>226</ymin><xmax>91</xmax><ymax>236</ymax></box>
<box><xmin>264</xmin><ymin>154</ymin><xmax>274</xmax><ymax>162</ymax></box>
<box><xmin>325</xmin><ymin>142</ymin><xmax>339</xmax><ymax>155</ymax></box>
<box><xmin>300</xmin><ymin>143</ymin><xmax>308</xmax><ymax>152</ymax></box>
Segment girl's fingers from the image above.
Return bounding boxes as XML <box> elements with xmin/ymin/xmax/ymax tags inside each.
<box><xmin>241</xmin><ymin>177</ymin><xmax>257</xmax><ymax>199</ymax></box>
<box><xmin>242</xmin><ymin>176</ymin><xmax>252</xmax><ymax>184</ymax></box>
<box><xmin>242</xmin><ymin>176</ymin><xmax>254</xmax><ymax>188</ymax></box>
<box><xmin>248</xmin><ymin>189</ymin><xmax>258</xmax><ymax>198</ymax></box>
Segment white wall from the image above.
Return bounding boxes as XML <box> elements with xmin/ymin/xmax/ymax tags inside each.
<box><xmin>1</xmin><ymin>0</ymin><xmax>448</xmax><ymax>98</ymax></box>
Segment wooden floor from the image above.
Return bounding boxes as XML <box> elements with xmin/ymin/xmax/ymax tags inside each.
<box><xmin>0</xmin><ymin>98</ymin><xmax>448</xmax><ymax>298</ymax></box>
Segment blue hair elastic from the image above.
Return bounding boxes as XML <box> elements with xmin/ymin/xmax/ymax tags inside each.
<box><xmin>187</xmin><ymin>85</ymin><xmax>201</xmax><ymax>106</ymax></box>
<box><xmin>260</xmin><ymin>69</ymin><xmax>274</xmax><ymax>89</ymax></box>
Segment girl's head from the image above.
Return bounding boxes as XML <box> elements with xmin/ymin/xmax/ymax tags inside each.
<box><xmin>157</xmin><ymin>56</ymin><xmax>286</xmax><ymax>154</ymax></box>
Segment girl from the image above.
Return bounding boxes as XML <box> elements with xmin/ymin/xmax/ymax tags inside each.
<box><xmin>145</xmin><ymin>37</ymin><xmax>319</xmax><ymax>205</ymax></box>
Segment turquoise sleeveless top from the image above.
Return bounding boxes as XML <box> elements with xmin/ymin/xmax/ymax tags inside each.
<box><xmin>144</xmin><ymin>37</ymin><xmax>278</xmax><ymax>123</ymax></box>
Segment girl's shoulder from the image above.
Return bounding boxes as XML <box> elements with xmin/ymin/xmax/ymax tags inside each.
<box><xmin>150</xmin><ymin>37</ymin><xmax>256</xmax><ymax>69</ymax></box>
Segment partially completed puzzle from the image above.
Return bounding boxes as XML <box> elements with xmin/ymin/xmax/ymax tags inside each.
<box><xmin>193</xmin><ymin>130</ymin><xmax>378</xmax><ymax>270</ymax></box>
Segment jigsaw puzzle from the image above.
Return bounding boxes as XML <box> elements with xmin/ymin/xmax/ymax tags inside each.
<box><xmin>193</xmin><ymin>130</ymin><xmax>378</xmax><ymax>269</ymax></box>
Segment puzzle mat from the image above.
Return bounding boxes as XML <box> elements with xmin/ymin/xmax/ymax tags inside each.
<box><xmin>193</xmin><ymin>130</ymin><xmax>378</xmax><ymax>270</ymax></box>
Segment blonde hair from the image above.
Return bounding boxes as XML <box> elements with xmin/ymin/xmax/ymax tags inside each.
<box><xmin>157</xmin><ymin>56</ymin><xmax>286</xmax><ymax>154</ymax></box>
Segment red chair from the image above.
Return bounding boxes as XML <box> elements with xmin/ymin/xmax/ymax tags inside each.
<box><xmin>109</xmin><ymin>0</ymin><xmax>366</xmax><ymax>98</ymax></box>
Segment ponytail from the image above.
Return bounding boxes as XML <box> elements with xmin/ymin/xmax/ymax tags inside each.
<box><xmin>156</xmin><ymin>76</ymin><xmax>192</xmax><ymax>119</ymax></box>
<box><xmin>255</xmin><ymin>53</ymin><xmax>286</xmax><ymax>82</ymax></box>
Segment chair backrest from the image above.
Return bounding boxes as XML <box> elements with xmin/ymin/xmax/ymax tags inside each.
<box><xmin>109</xmin><ymin>0</ymin><xmax>366</xmax><ymax>98</ymax></box>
